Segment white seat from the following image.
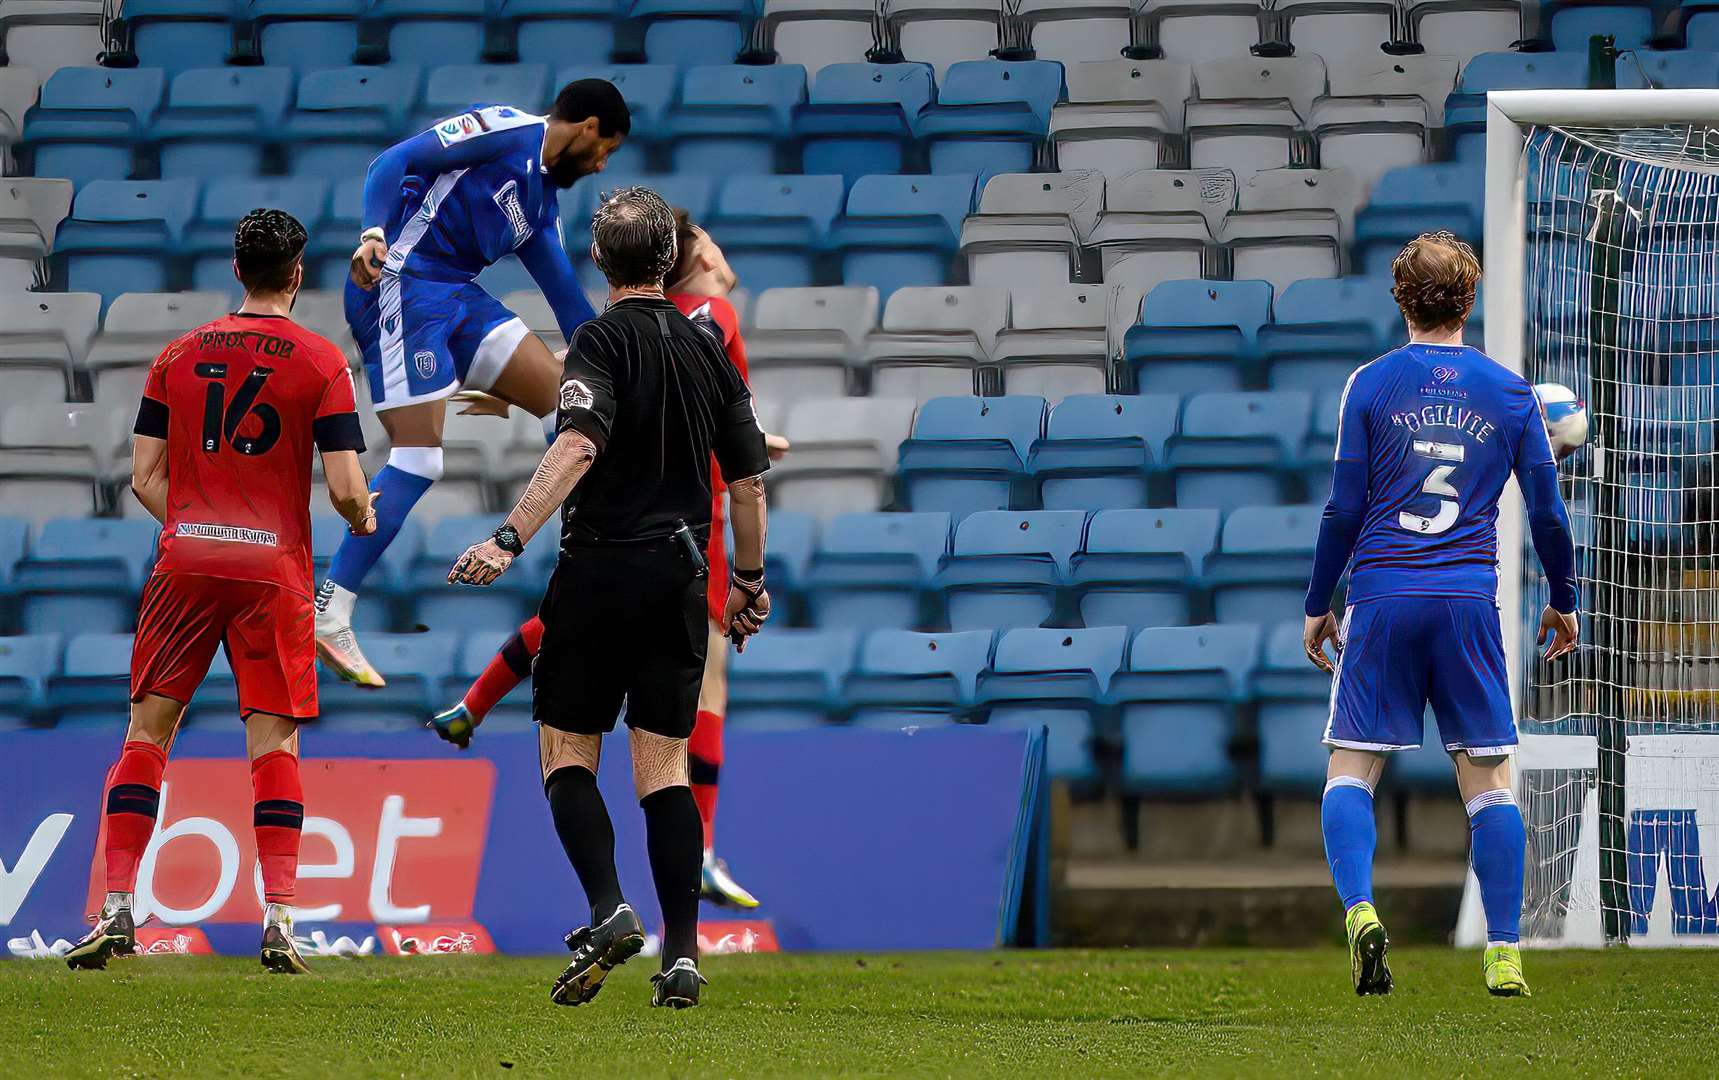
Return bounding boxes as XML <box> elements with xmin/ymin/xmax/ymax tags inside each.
<box><xmin>0</xmin><ymin>401</ymin><xmax>107</xmax><ymax>476</ymax></box>
<box><xmin>501</xmin><ymin>288</ymin><xmax>567</xmax><ymax>352</ymax></box>
<box><xmin>1186</xmin><ymin>57</ymin><xmax>1324</xmax><ymax>184</ymax></box>
<box><xmin>0</xmin><ymin>66</ymin><xmax>40</xmax><ymax>170</ymax></box>
<box><xmin>0</xmin><ymin>290</ymin><xmax>98</xmax><ymax>373</ymax></box>
<box><xmin>960</xmin><ymin>170</ymin><xmax>1104</xmax><ymax>289</ymax></box>
<box><xmin>1310</xmin><ymin>97</ymin><xmax>1429</xmax><ymax>204</ymax></box>
<box><xmin>1325</xmin><ymin>52</ymin><xmax>1458</xmax><ymax>122</ymax></box>
<box><xmin>0</xmin><ymin>1</ymin><xmax>105</xmax><ymax>76</ymax></box>
<box><xmin>770</xmin><ymin>396</ymin><xmax>918</xmax><ymax>520</ymax></box>
<box><xmin>92</xmin><ymin>365</ymin><xmax>149</xmax><ymax>414</ymax></box>
<box><xmin>0</xmin><ymin>476</ymin><xmax>98</xmax><ymax>520</ymax></box>
<box><xmin>993</xmin><ymin>283</ymin><xmax>1111</xmax><ymax>397</ymax></box>
<box><xmin>863</xmin><ymin>285</ymin><xmax>1006</xmax><ymax>402</ymax></box>
<box><xmin>1192</xmin><ymin>55</ymin><xmax>1329</xmax><ymax>122</ymax></box>
<box><xmin>1051</xmin><ymin>59</ymin><xmax>1192</xmax><ymax>178</ymax></box>
<box><xmin>887</xmin><ymin>0</ymin><xmax>1000</xmax><ymax>82</ymax></box>
<box><xmin>0</xmin><ymin>177</ymin><xmax>72</xmax><ymax>291</ymax></box>
<box><xmin>1405</xmin><ymin>1</ymin><xmax>1523</xmax><ymax>69</ymax></box>
<box><xmin>763</xmin><ymin>0</ymin><xmax>879</xmax><ymax>77</ymax></box>
<box><xmin>1275</xmin><ymin>0</ymin><xmax>1402</xmax><ymax>60</ymax></box>
<box><xmin>1018</xmin><ymin>0</ymin><xmax>1135</xmax><ymax>66</ymax></box>
<box><xmin>1227</xmin><ymin>166</ymin><xmax>1359</xmax><ymax>283</ymax></box>
<box><xmin>86</xmin><ymin>292</ymin><xmax>231</xmax><ymax>371</ymax></box>
<box><xmin>1144</xmin><ymin>0</ymin><xmax>1268</xmax><ymax>65</ymax></box>
<box><xmin>289</xmin><ymin>289</ymin><xmax>357</xmax><ymax>358</ymax></box>
<box><xmin>744</xmin><ymin>285</ymin><xmax>878</xmax><ymax>408</ymax></box>
<box><xmin>1090</xmin><ymin>168</ymin><xmax>1230</xmax><ymax>294</ymax></box>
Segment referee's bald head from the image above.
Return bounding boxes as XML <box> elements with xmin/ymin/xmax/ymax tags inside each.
<box><xmin>590</xmin><ymin>186</ymin><xmax>679</xmax><ymax>291</ymax></box>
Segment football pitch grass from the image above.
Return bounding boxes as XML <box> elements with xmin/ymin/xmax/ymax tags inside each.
<box><xmin>5</xmin><ymin>948</ymin><xmax>1715</xmax><ymax>1078</ymax></box>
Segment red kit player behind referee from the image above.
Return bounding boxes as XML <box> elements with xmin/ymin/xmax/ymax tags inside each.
<box><xmin>65</xmin><ymin>210</ymin><xmax>379</xmax><ymax>976</ymax></box>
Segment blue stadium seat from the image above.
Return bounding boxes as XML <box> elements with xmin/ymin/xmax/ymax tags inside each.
<box><xmin>802</xmin><ymin>511</ymin><xmax>950</xmax><ymax>630</ymax></box>
<box><xmin>1203</xmin><ymin>504</ymin><xmax>1321</xmax><ymax>623</ymax></box>
<box><xmin>188</xmin><ymin>178</ymin><xmax>329</xmax><ymax>296</ymax></box>
<box><xmin>505</xmin><ymin>0</ymin><xmax>618</xmax><ymax>69</ymax></box>
<box><xmin>153</xmin><ymin>67</ymin><xmax>295</xmax><ymax>179</ymax></box>
<box><xmin>936</xmin><ymin>509</ymin><xmax>1085</xmax><ymax>631</ymax></box>
<box><xmin>1028</xmin><ymin>394</ymin><xmax>1179</xmax><ymax>512</ymax></box>
<box><xmin>1123</xmin><ymin>279</ymin><xmax>1273</xmax><ymax>393</ymax></box>
<box><xmin>16</xmin><ymin>518</ymin><xmax>157</xmax><ymax>636</ymax></box>
<box><xmin>285</xmin><ymin>65</ymin><xmax>422</xmax><ymax>179</ymax></box>
<box><xmin>416</xmin><ymin>63</ymin><xmax>551</xmax><ymax>132</ymax></box>
<box><xmin>1445</xmin><ymin>52</ymin><xmax>1589</xmax><ymax>159</ymax></box>
<box><xmin>23</xmin><ymin>68</ymin><xmax>164</xmax><ymax>187</ymax></box>
<box><xmin>563</xmin><ymin>172</ymin><xmax>715</xmax><ymax>251</ymax></box>
<box><xmin>47</xmin><ymin>632</ymin><xmax>134</xmax><ymax>725</ymax></box>
<box><xmin>55</xmin><ymin>180</ymin><xmax>200</xmax><ymax>307</ymax></box>
<box><xmin>843</xmin><ymin>628</ymin><xmax>994</xmax><ymax>728</ymax></box>
<box><xmin>795</xmin><ymin>62</ymin><xmax>935</xmax><ymax>184</ymax></box>
<box><xmin>252</xmin><ymin>0</ymin><xmax>366</xmax><ymax>73</ymax></box>
<box><xmin>916</xmin><ymin>60</ymin><xmax>1062</xmax><ymax>182</ymax></box>
<box><xmin>726</xmin><ymin>627</ymin><xmax>856</xmax><ymax>727</ymax></box>
<box><xmin>709</xmin><ymin>174</ymin><xmax>845</xmax><ymax>290</ymax></box>
<box><xmin>409</xmin><ymin>515</ymin><xmax>535</xmax><ymax>632</ymax></box>
<box><xmin>373</xmin><ymin>0</ymin><xmax>490</xmax><ymax>68</ymax></box>
<box><xmin>1547</xmin><ymin>2</ymin><xmax>1656</xmax><ymax>53</ymax></box>
<box><xmin>630</xmin><ymin>0</ymin><xmax>747</xmax><ymax>68</ymax></box>
<box><xmin>977</xmin><ymin>625</ymin><xmax>1127</xmax><ymax>784</ymax></box>
<box><xmin>122</xmin><ymin>0</ymin><xmax>240</xmax><ymax>76</ymax></box>
<box><xmin>311</xmin><ymin>178</ymin><xmax>365</xmax><ymax>285</ymax></box>
<box><xmin>760</xmin><ymin>508</ymin><xmax>816</xmax><ymax>609</ymax></box>
<box><xmin>555</xmin><ymin>64</ymin><xmax>681</xmax><ymax>149</ymax></box>
<box><xmin>1690</xmin><ymin>2</ymin><xmax>1719</xmax><ymax>52</ymax></box>
<box><xmin>310</xmin><ymin>516</ymin><xmax>394</xmax><ymax>632</ymax></box>
<box><xmin>1069</xmin><ymin>508</ymin><xmax>1219</xmax><ymax>629</ymax></box>
<box><xmin>667</xmin><ymin>64</ymin><xmax>806</xmax><ymax>176</ymax></box>
<box><xmin>0</xmin><ymin>634</ymin><xmax>59</xmax><ymax>726</ymax></box>
<box><xmin>898</xmin><ymin>395</ymin><xmax>1044</xmax><ymax>521</ymax></box>
<box><xmin>452</xmin><ymin>629</ymin><xmax>533</xmax><ymax>725</ymax></box>
<box><xmin>0</xmin><ymin>517</ymin><xmax>30</xmax><ymax>599</ymax></box>
<box><xmin>833</xmin><ymin>172</ymin><xmax>975</xmax><ymax>298</ymax></box>
<box><xmin>1301</xmin><ymin>390</ymin><xmax>1341</xmax><ymax>495</ymax></box>
<box><xmin>1354</xmin><ymin>164</ymin><xmax>1484</xmax><ymax>274</ymax></box>
<box><xmin>1258</xmin><ymin>277</ymin><xmax>1404</xmax><ymax>391</ymax></box>
<box><xmin>318</xmin><ymin>631</ymin><xmax>460</xmax><ymax>728</ymax></box>
<box><xmin>1109</xmin><ymin>624</ymin><xmax>1260</xmax><ymax>794</ymax></box>
<box><xmin>1615</xmin><ymin>49</ymin><xmax>1719</xmax><ymax>89</ymax></box>
<box><xmin>1252</xmin><ymin>621</ymin><xmax>1334</xmax><ymax>794</ymax></box>
<box><xmin>1167</xmin><ymin>391</ymin><xmax>1312</xmax><ymax>510</ymax></box>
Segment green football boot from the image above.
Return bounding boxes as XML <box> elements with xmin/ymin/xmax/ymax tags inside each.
<box><xmin>1484</xmin><ymin>943</ymin><xmax>1530</xmax><ymax>997</ymax></box>
<box><xmin>1345</xmin><ymin>901</ymin><xmax>1393</xmax><ymax>996</ymax></box>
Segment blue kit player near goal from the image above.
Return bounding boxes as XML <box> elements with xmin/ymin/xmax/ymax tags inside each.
<box><xmin>316</xmin><ymin>80</ymin><xmax>630</xmax><ymax>687</ymax></box>
<box><xmin>1302</xmin><ymin>232</ymin><xmax>1580</xmax><ymax>998</ymax></box>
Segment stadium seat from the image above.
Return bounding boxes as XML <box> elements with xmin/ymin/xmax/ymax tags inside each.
<box><xmin>0</xmin><ymin>177</ymin><xmax>71</xmax><ymax>291</ymax></box>
<box><xmin>0</xmin><ymin>68</ymin><xmax>41</xmax><ymax>168</ymax></box>
<box><xmin>86</xmin><ymin>291</ymin><xmax>230</xmax><ymax>373</ymax></box>
<box><xmin>1027</xmin><ymin>393</ymin><xmax>1178</xmax><ymax>511</ymax></box>
<box><xmin>22</xmin><ymin>67</ymin><xmax>163</xmax><ymax>187</ymax></box>
<box><xmin>1258</xmin><ymin>276</ymin><xmax>1403</xmax><ymax>390</ymax></box>
<box><xmin>960</xmin><ymin>170</ymin><xmax>1102</xmax><ymax>293</ymax></box>
<box><xmin>1123</xmin><ymin>279</ymin><xmax>1272</xmax><ymax>394</ymax></box>
<box><xmin>15</xmin><ymin>517</ymin><xmax>156</xmax><ymax>635</ymax></box>
<box><xmin>0</xmin><ymin>0</ymin><xmax>106</xmax><ymax>75</ymax></box>
<box><xmin>187</xmin><ymin>178</ymin><xmax>329</xmax><ymax>297</ymax></box>
<box><xmin>415</xmin><ymin>63</ymin><xmax>551</xmax><ymax>132</ymax></box>
<box><xmin>709</xmin><ymin>174</ymin><xmax>845</xmax><ymax>291</ymax></box>
<box><xmin>1186</xmin><ymin>56</ymin><xmax>1325</xmax><ymax>185</ymax></box>
<box><xmin>118</xmin><ymin>0</ymin><xmax>239</xmax><ymax>76</ymax></box>
<box><xmin>153</xmin><ymin>67</ymin><xmax>294</xmax><ymax>179</ymax></box>
<box><xmin>1300</xmin><ymin>390</ymin><xmax>1341</xmax><ymax>491</ymax></box>
<box><xmin>770</xmin><ymin>396</ymin><xmax>916</xmax><ymax>520</ymax></box>
<box><xmin>318</xmin><ymin>631</ymin><xmax>460</xmax><ymax>728</ymax></box>
<box><xmin>446</xmin><ymin>630</ymin><xmax>526</xmax><ymax>726</ymax></box>
<box><xmin>0</xmin><ymin>404</ymin><xmax>108</xmax><ymax>521</ymax></box>
<box><xmin>843</xmin><ymin>627</ymin><xmax>994</xmax><ymax>728</ymax></box>
<box><xmin>251</xmin><ymin>0</ymin><xmax>365</xmax><ymax>72</ymax></box>
<box><xmin>408</xmin><ymin>515</ymin><xmax>538</xmax><ymax>632</ymax></box>
<box><xmin>55</xmin><ymin>181</ymin><xmax>200</xmax><ymax>308</ymax></box>
<box><xmin>0</xmin><ymin>516</ymin><xmax>28</xmax><ymax>594</ymax></box>
<box><xmin>863</xmin><ymin>285</ymin><xmax>1007</xmax><ymax>403</ymax></box>
<box><xmin>886</xmin><ymin>0</ymin><xmax>1000</xmax><ymax>82</ymax></box>
<box><xmin>898</xmin><ymin>395</ymin><xmax>1045</xmax><ymax>520</ymax></box>
<box><xmin>917</xmin><ymin>60</ymin><xmax>1062</xmax><ymax>182</ymax></box>
<box><xmin>556</xmin><ymin>64</ymin><xmax>680</xmax><ymax>153</ymax></box>
<box><xmin>1050</xmin><ymin>59</ymin><xmax>1190</xmax><ymax>179</ymax></box>
<box><xmin>505</xmin><ymin>0</ymin><xmax>617</xmax><ymax>69</ymax></box>
<box><xmin>833</xmin><ymin>172</ymin><xmax>975</xmax><ymax>299</ymax></box>
<box><xmin>1546</xmin><ymin>1</ymin><xmax>1656</xmax><ymax>52</ymax></box>
<box><xmin>936</xmin><ymin>509</ymin><xmax>1084</xmax><ymax>631</ymax></box>
<box><xmin>631</xmin><ymin>0</ymin><xmax>747</xmax><ymax>68</ymax></box>
<box><xmin>1276</xmin><ymin>0</ymin><xmax>1403</xmax><ymax>56</ymax></box>
<box><xmin>760</xmin><ymin>0</ymin><xmax>878</xmax><ymax>79</ymax></box>
<box><xmin>1069</xmin><ymin>507</ymin><xmax>1219</xmax><ymax>629</ymax></box>
<box><xmin>977</xmin><ymin>625</ymin><xmax>1127</xmax><ymax>784</ymax></box>
<box><xmin>1617</xmin><ymin>48</ymin><xmax>1719</xmax><ymax>88</ymax></box>
<box><xmin>1109</xmin><ymin>624</ymin><xmax>1259</xmax><ymax>794</ymax></box>
<box><xmin>667</xmin><ymin>63</ymin><xmax>806</xmax><ymax>176</ymax></box>
<box><xmin>742</xmin><ymin>285</ymin><xmax>877</xmax><ymax>406</ymax></box>
<box><xmin>0</xmin><ymin>633</ymin><xmax>58</xmax><ymax>725</ymax></box>
<box><xmin>992</xmin><ymin>284</ymin><xmax>1110</xmax><ymax>398</ymax></box>
<box><xmin>45</xmin><ymin>631</ymin><xmax>133</xmax><ymax>725</ymax></box>
<box><xmin>1354</xmin><ymin>163</ymin><xmax>1484</xmax><ymax>273</ymax></box>
<box><xmin>758</xmin><ymin>508</ymin><xmax>816</xmax><ymax>611</ymax></box>
<box><xmin>1444</xmin><ymin>51</ymin><xmax>1588</xmax><ymax>160</ymax></box>
<box><xmin>1142</xmin><ymin>0</ymin><xmax>1267</xmax><ymax>66</ymax></box>
<box><xmin>372</xmin><ymin>0</ymin><xmax>489</xmax><ymax>68</ymax></box>
<box><xmin>1252</xmin><ymin>621</ymin><xmax>1336</xmax><ymax>793</ymax></box>
<box><xmin>1167</xmin><ymin>391</ymin><xmax>1311</xmax><ymax>510</ymax></box>
<box><xmin>284</xmin><ymin>65</ymin><xmax>421</xmax><ymax>180</ymax></box>
<box><xmin>1223</xmin><ymin>167</ymin><xmax>1356</xmax><ymax>294</ymax></box>
<box><xmin>1404</xmin><ymin>1</ymin><xmax>1523</xmax><ymax>69</ymax></box>
<box><xmin>1089</xmin><ymin>169</ymin><xmax>1226</xmax><ymax>302</ymax></box>
<box><xmin>1312</xmin><ymin>58</ymin><xmax>1441</xmax><ymax>204</ymax></box>
<box><xmin>1203</xmin><ymin>503</ymin><xmax>1321</xmax><ymax>623</ymax></box>
<box><xmin>801</xmin><ymin>511</ymin><xmax>949</xmax><ymax>630</ymax></box>
<box><xmin>794</xmin><ymin>61</ymin><xmax>933</xmax><ymax>184</ymax></box>
<box><xmin>1019</xmin><ymin>0</ymin><xmax>1133</xmax><ymax>66</ymax></box>
<box><xmin>0</xmin><ymin>292</ymin><xmax>100</xmax><ymax>398</ymax></box>
<box><xmin>309</xmin><ymin>516</ymin><xmax>393</xmax><ymax>632</ymax></box>
<box><xmin>726</xmin><ymin>627</ymin><xmax>856</xmax><ymax>727</ymax></box>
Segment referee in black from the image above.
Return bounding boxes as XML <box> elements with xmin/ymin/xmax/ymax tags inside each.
<box><xmin>447</xmin><ymin>186</ymin><xmax>771</xmax><ymax>1010</ymax></box>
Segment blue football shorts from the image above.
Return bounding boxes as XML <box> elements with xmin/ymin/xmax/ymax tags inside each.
<box><xmin>1324</xmin><ymin>596</ymin><xmax>1517</xmax><ymax>757</ymax></box>
<box><xmin>345</xmin><ymin>274</ymin><xmax>529</xmax><ymax>411</ymax></box>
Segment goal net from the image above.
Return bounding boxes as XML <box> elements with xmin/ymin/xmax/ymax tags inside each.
<box><xmin>1462</xmin><ymin>92</ymin><xmax>1719</xmax><ymax>947</ymax></box>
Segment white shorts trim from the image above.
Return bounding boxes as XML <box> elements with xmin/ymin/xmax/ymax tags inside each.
<box><xmin>1323</xmin><ymin>737</ymin><xmax>1419</xmax><ymax>752</ymax></box>
<box><xmin>371</xmin><ymin>375</ymin><xmax>464</xmax><ymax>413</ymax></box>
<box><xmin>1445</xmin><ymin>742</ymin><xmax>1518</xmax><ymax>758</ymax></box>
<box><xmin>464</xmin><ymin>316</ymin><xmax>530</xmax><ymax>393</ymax></box>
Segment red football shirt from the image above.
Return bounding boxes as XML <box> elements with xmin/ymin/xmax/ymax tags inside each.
<box><xmin>137</xmin><ymin>312</ymin><xmax>364</xmax><ymax>597</ymax></box>
<box><xmin>669</xmin><ymin>293</ymin><xmax>749</xmax><ymax>497</ymax></box>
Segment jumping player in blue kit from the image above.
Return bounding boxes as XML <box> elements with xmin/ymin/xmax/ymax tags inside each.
<box><xmin>316</xmin><ymin>80</ymin><xmax>630</xmax><ymax>686</ymax></box>
<box><xmin>1302</xmin><ymin>233</ymin><xmax>1580</xmax><ymax>998</ymax></box>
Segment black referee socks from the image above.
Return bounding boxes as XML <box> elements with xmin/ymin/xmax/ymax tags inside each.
<box><xmin>641</xmin><ymin>785</ymin><xmax>703</xmax><ymax>969</ymax></box>
<box><xmin>545</xmin><ymin>766</ymin><xmax>624</xmax><ymax>925</ymax></box>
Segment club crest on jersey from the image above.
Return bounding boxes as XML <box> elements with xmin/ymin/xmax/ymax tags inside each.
<box><xmin>414</xmin><ymin>350</ymin><xmax>438</xmax><ymax>379</ymax></box>
<box><xmin>560</xmin><ymin>379</ymin><xmax>594</xmax><ymax>412</ymax></box>
<box><xmin>493</xmin><ymin>180</ymin><xmax>531</xmax><ymax>248</ymax></box>
<box><xmin>1432</xmin><ymin>365</ymin><xmax>1461</xmax><ymax>384</ymax></box>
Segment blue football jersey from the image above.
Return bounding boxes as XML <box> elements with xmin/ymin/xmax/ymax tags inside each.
<box><xmin>1335</xmin><ymin>342</ymin><xmax>1556</xmax><ymax>604</ymax></box>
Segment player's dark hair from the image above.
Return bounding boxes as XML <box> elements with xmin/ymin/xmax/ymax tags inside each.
<box><xmin>233</xmin><ymin>208</ymin><xmax>307</xmax><ymax>296</ymax></box>
<box><xmin>669</xmin><ymin>208</ymin><xmax>700</xmax><ymax>284</ymax></box>
<box><xmin>1392</xmin><ymin>230</ymin><xmax>1480</xmax><ymax>333</ymax></box>
<box><xmin>553</xmin><ymin>78</ymin><xmax>631</xmax><ymax>139</ymax></box>
<box><xmin>591</xmin><ymin>186</ymin><xmax>679</xmax><ymax>289</ymax></box>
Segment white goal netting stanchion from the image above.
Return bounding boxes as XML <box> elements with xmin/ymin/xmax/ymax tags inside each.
<box><xmin>1461</xmin><ymin>91</ymin><xmax>1719</xmax><ymax>948</ymax></box>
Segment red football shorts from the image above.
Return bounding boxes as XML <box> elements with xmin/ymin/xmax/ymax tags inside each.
<box><xmin>131</xmin><ymin>571</ymin><xmax>317</xmax><ymax>720</ymax></box>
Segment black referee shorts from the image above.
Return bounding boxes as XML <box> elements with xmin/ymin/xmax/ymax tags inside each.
<box><xmin>533</xmin><ymin>537</ymin><xmax>708</xmax><ymax>740</ymax></box>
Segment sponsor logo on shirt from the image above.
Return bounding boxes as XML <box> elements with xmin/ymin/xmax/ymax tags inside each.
<box><xmin>435</xmin><ymin>112</ymin><xmax>483</xmax><ymax>147</ymax></box>
<box><xmin>492</xmin><ymin>179</ymin><xmax>532</xmax><ymax>248</ymax></box>
<box><xmin>1432</xmin><ymin>365</ymin><xmax>1460</xmax><ymax>383</ymax></box>
<box><xmin>176</xmin><ymin>522</ymin><xmax>279</xmax><ymax>546</ymax></box>
<box><xmin>560</xmin><ymin>379</ymin><xmax>594</xmax><ymax>412</ymax></box>
<box><xmin>415</xmin><ymin>350</ymin><xmax>439</xmax><ymax>379</ymax></box>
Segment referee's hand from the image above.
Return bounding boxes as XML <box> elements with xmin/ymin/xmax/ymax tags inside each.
<box><xmin>448</xmin><ymin>539</ymin><xmax>513</xmax><ymax>587</ymax></box>
<box><xmin>724</xmin><ymin>585</ymin><xmax>770</xmax><ymax>652</ymax></box>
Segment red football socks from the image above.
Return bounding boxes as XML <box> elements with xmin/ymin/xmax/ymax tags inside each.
<box><xmin>103</xmin><ymin>740</ymin><xmax>168</xmax><ymax>893</ymax></box>
<box><xmin>250</xmin><ymin>749</ymin><xmax>304</xmax><ymax>904</ymax></box>
<box><xmin>464</xmin><ymin>616</ymin><xmax>545</xmax><ymax>719</ymax></box>
<box><xmin>689</xmin><ymin>709</ymin><xmax>723</xmax><ymax>850</ymax></box>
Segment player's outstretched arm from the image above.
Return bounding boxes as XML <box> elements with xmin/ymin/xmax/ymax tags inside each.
<box><xmin>516</xmin><ymin>225</ymin><xmax>597</xmax><ymax>339</ymax></box>
<box><xmin>322</xmin><ymin>450</ymin><xmax>378</xmax><ymax>536</ymax></box>
<box><xmin>130</xmin><ymin>434</ymin><xmax>169</xmax><ymax>525</ymax></box>
<box><xmin>448</xmin><ymin>430</ymin><xmax>598</xmax><ymax>587</ymax></box>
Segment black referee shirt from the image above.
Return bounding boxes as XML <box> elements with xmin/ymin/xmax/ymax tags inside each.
<box><xmin>554</xmin><ymin>295</ymin><xmax>769</xmax><ymax>547</ymax></box>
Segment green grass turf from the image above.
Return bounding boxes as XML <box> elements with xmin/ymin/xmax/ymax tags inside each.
<box><xmin>4</xmin><ymin>948</ymin><xmax>1715</xmax><ymax>1078</ymax></box>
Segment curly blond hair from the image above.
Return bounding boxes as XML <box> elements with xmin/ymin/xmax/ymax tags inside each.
<box><xmin>1391</xmin><ymin>231</ymin><xmax>1481</xmax><ymax>333</ymax></box>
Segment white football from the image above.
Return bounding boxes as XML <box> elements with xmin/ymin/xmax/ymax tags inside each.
<box><xmin>1534</xmin><ymin>382</ymin><xmax>1589</xmax><ymax>461</ymax></box>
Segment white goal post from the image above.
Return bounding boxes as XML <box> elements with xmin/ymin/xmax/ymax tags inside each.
<box><xmin>1461</xmin><ymin>90</ymin><xmax>1719</xmax><ymax>948</ymax></box>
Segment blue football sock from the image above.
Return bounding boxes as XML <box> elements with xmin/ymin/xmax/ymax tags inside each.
<box><xmin>327</xmin><ymin>450</ymin><xmax>440</xmax><ymax>593</ymax></box>
<box><xmin>1322</xmin><ymin>776</ymin><xmax>1376</xmax><ymax>910</ymax></box>
<box><xmin>1467</xmin><ymin>789</ymin><xmax>1526</xmax><ymax>945</ymax></box>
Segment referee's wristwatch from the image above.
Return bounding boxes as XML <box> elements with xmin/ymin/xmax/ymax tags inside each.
<box><xmin>491</xmin><ymin>523</ymin><xmax>524</xmax><ymax>556</ymax></box>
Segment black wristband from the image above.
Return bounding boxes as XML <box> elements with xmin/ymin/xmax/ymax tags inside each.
<box><xmin>491</xmin><ymin>523</ymin><xmax>524</xmax><ymax>556</ymax></box>
<box><xmin>732</xmin><ymin>567</ymin><xmax>764</xmax><ymax>597</ymax></box>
